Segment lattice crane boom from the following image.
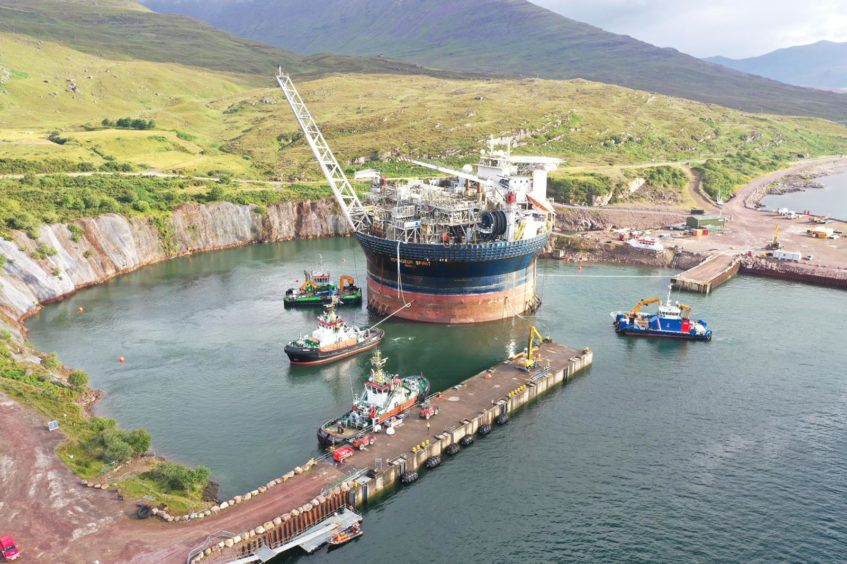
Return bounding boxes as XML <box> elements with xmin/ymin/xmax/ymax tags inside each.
<box><xmin>275</xmin><ymin>69</ymin><xmax>367</xmax><ymax>231</ymax></box>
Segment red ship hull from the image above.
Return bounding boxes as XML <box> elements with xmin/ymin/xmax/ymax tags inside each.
<box><xmin>366</xmin><ymin>275</ymin><xmax>539</xmax><ymax>324</ymax></box>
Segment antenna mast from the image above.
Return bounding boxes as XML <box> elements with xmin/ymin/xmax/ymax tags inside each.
<box><xmin>275</xmin><ymin>69</ymin><xmax>368</xmax><ymax>231</ymax></box>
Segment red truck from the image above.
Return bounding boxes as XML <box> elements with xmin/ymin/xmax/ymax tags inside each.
<box><xmin>351</xmin><ymin>434</ymin><xmax>375</xmax><ymax>450</ymax></box>
<box><xmin>1</xmin><ymin>535</ymin><xmax>20</xmax><ymax>561</ymax></box>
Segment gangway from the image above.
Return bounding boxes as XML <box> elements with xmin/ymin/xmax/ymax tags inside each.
<box><xmin>224</xmin><ymin>507</ymin><xmax>362</xmax><ymax>563</ymax></box>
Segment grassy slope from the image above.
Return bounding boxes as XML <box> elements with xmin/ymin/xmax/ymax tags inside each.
<box><xmin>0</xmin><ymin>0</ymin><xmax>451</xmax><ymax>80</ymax></box>
<box><xmin>145</xmin><ymin>0</ymin><xmax>847</xmax><ymax>122</ymax></box>
<box><xmin>2</xmin><ymin>32</ymin><xmax>846</xmax><ymax>186</ymax></box>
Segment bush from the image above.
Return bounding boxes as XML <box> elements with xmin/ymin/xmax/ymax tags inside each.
<box><xmin>47</xmin><ymin>131</ymin><xmax>70</xmax><ymax>145</ymax></box>
<box><xmin>105</xmin><ymin>117</ymin><xmax>156</xmax><ymax>130</ymax></box>
<box><xmin>548</xmin><ymin>173</ymin><xmax>614</xmax><ymax>205</ymax></box>
<box><xmin>642</xmin><ymin>166</ymin><xmax>688</xmax><ymax>189</ymax></box>
<box><xmin>206</xmin><ymin>185</ymin><xmax>226</xmax><ymax>201</ymax></box>
<box><xmin>68</xmin><ymin>224</ymin><xmax>84</xmax><ymax>242</ymax></box>
<box><xmin>149</xmin><ymin>462</ymin><xmax>211</xmax><ymax>492</ymax></box>
<box><xmin>88</xmin><ymin>422</ymin><xmax>152</xmax><ymax>464</ymax></box>
<box><xmin>41</xmin><ymin>352</ymin><xmax>62</xmax><ymax>370</ymax></box>
<box><xmin>68</xmin><ymin>370</ymin><xmax>88</xmax><ymax>390</ymax></box>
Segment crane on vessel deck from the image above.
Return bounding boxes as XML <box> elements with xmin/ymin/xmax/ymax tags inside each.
<box><xmin>630</xmin><ymin>297</ymin><xmax>660</xmax><ymax>316</ymax></box>
<box><xmin>275</xmin><ymin>68</ymin><xmax>368</xmax><ymax>231</ymax></box>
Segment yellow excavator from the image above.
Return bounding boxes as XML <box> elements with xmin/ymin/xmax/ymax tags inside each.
<box><xmin>339</xmin><ymin>275</ymin><xmax>355</xmax><ymax>290</ymax></box>
<box><xmin>766</xmin><ymin>224</ymin><xmax>781</xmax><ymax>250</ymax></box>
<box><xmin>511</xmin><ymin>325</ymin><xmax>552</xmax><ymax>372</ymax></box>
<box><xmin>300</xmin><ymin>279</ymin><xmax>318</xmax><ymax>292</ymax></box>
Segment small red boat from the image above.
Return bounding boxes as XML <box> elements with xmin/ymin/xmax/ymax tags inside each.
<box><xmin>328</xmin><ymin>523</ymin><xmax>363</xmax><ymax>548</ymax></box>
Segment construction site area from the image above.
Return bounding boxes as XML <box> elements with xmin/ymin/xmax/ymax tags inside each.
<box><xmin>551</xmin><ymin>156</ymin><xmax>847</xmax><ymax>292</ymax></box>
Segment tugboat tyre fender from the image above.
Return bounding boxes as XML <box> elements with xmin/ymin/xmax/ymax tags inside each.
<box><xmin>495</xmin><ymin>413</ymin><xmax>509</xmax><ymax>425</ymax></box>
<box><xmin>445</xmin><ymin>443</ymin><xmax>461</xmax><ymax>455</ymax></box>
<box><xmin>425</xmin><ymin>456</ymin><xmax>441</xmax><ymax>469</ymax></box>
<box><xmin>459</xmin><ymin>435</ymin><xmax>474</xmax><ymax>447</ymax></box>
<box><xmin>478</xmin><ymin>423</ymin><xmax>492</xmax><ymax>436</ymax></box>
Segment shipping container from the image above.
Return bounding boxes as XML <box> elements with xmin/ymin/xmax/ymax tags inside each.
<box><xmin>773</xmin><ymin>250</ymin><xmax>802</xmax><ymax>262</ymax></box>
<box><xmin>686</xmin><ymin>215</ymin><xmax>726</xmax><ymax>230</ymax></box>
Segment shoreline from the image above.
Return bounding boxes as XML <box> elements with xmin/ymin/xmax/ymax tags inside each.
<box><xmin>742</xmin><ymin>155</ymin><xmax>847</xmax><ymax>213</ymax></box>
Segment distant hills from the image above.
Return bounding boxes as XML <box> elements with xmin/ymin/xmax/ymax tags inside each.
<box><xmin>144</xmin><ymin>0</ymin><xmax>847</xmax><ymax>122</ymax></box>
<box><xmin>0</xmin><ymin>0</ymin><xmax>450</xmax><ymax>80</ymax></box>
<box><xmin>707</xmin><ymin>41</ymin><xmax>847</xmax><ymax>91</ymax></box>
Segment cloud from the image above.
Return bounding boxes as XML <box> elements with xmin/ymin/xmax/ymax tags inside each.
<box><xmin>531</xmin><ymin>0</ymin><xmax>847</xmax><ymax>58</ymax></box>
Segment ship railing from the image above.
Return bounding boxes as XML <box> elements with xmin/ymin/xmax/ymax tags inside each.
<box><xmin>320</xmin><ymin>468</ymin><xmax>369</xmax><ymax>497</ymax></box>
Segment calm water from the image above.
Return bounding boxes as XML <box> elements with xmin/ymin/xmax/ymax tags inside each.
<box><xmin>761</xmin><ymin>169</ymin><xmax>847</xmax><ymax>219</ymax></box>
<box><xmin>27</xmin><ymin>239</ymin><xmax>847</xmax><ymax>561</ymax></box>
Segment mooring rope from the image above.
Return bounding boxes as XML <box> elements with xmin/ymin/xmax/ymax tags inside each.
<box><xmin>370</xmin><ymin>301</ymin><xmax>413</xmax><ymax>329</ymax></box>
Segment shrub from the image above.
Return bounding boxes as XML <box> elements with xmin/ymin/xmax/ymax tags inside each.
<box><xmin>41</xmin><ymin>352</ymin><xmax>62</xmax><ymax>370</ymax></box>
<box><xmin>68</xmin><ymin>224</ymin><xmax>84</xmax><ymax>242</ymax></box>
<box><xmin>68</xmin><ymin>370</ymin><xmax>88</xmax><ymax>390</ymax></box>
<box><xmin>149</xmin><ymin>462</ymin><xmax>211</xmax><ymax>492</ymax></box>
<box><xmin>206</xmin><ymin>185</ymin><xmax>226</xmax><ymax>201</ymax></box>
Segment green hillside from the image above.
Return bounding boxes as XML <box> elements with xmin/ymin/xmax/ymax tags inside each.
<box><xmin>0</xmin><ymin>0</ymin><xmax>447</xmax><ymax>80</ymax></box>
<box><xmin>145</xmin><ymin>0</ymin><xmax>847</xmax><ymax>122</ymax></box>
<box><xmin>0</xmin><ymin>0</ymin><xmax>846</xmax><ymax>214</ymax></box>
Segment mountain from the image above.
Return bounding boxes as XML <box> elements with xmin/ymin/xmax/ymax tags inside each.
<box><xmin>707</xmin><ymin>41</ymin><xmax>847</xmax><ymax>91</ymax></box>
<box><xmin>0</xmin><ymin>0</ymin><xmax>452</xmax><ymax>79</ymax></box>
<box><xmin>143</xmin><ymin>0</ymin><xmax>847</xmax><ymax>122</ymax></box>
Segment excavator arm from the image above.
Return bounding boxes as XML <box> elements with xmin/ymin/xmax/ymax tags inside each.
<box><xmin>339</xmin><ymin>275</ymin><xmax>355</xmax><ymax>289</ymax></box>
<box><xmin>678</xmin><ymin>303</ymin><xmax>691</xmax><ymax>319</ymax></box>
<box><xmin>513</xmin><ymin>325</ymin><xmax>551</xmax><ymax>371</ymax></box>
<box><xmin>631</xmin><ymin>297</ymin><xmax>660</xmax><ymax>316</ymax></box>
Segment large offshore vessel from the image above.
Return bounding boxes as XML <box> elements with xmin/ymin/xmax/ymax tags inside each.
<box><xmin>276</xmin><ymin>71</ymin><xmax>560</xmax><ymax>323</ymax></box>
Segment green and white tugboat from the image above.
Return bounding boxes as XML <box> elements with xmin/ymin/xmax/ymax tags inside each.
<box><xmin>317</xmin><ymin>351</ymin><xmax>430</xmax><ymax>447</ymax></box>
<box><xmin>283</xmin><ymin>268</ymin><xmax>362</xmax><ymax>307</ymax></box>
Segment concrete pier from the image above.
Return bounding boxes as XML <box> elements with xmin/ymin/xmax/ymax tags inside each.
<box><xmin>672</xmin><ymin>253</ymin><xmax>740</xmax><ymax>294</ymax></box>
<box><xmin>206</xmin><ymin>342</ymin><xmax>592</xmax><ymax>563</ymax></box>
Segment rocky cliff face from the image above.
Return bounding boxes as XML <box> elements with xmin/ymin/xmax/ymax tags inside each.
<box><xmin>0</xmin><ymin>200</ymin><xmax>348</xmax><ymax>325</ymax></box>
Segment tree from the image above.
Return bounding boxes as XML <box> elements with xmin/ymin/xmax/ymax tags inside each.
<box><xmin>68</xmin><ymin>370</ymin><xmax>88</xmax><ymax>390</ymax></box>
<box><xmin>206</xmin><ymin>185</ymin><xmax>226</xmax><ymax>201</ymax></box>
<box><xmin>104</xmin><ymin>440</ymin><xmax>133</xmax><ymax>464</ymax></box>
<box><xmin>125</xmin><ymin>428</ymin><xmax>152</xmax><ymax>454</ymax></box>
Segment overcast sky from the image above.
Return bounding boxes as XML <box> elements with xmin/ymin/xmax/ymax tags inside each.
<box><xmin>532</xmin><ymin>0</ymin><xmax>847</xmax><ymax>58</ymax></box>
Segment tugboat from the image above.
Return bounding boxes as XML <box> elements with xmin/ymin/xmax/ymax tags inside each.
<box><xmin>612</xmin><ymin>286</ymin><xmax>712</xmax><ymax>341</ymax></box>
<box><xmin>283</xmin><ymin>269</ymin><xmax>362</xmax><ymax>307</ymax></box>
<box><xmin>285</xmin><ymin>297</ymin><xmax>384</xmax><ymax>366</ymax></box>
<box><xmin>317</xmin><ymin>351</ymin><xmax>430</xmax><ymax>447</ymax></box>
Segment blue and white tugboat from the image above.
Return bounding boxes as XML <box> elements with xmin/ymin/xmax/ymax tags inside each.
<box><xmin>612</xmin><ymin>286</ymin><xmax>712</xmax><ymax>341</ymax></box>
